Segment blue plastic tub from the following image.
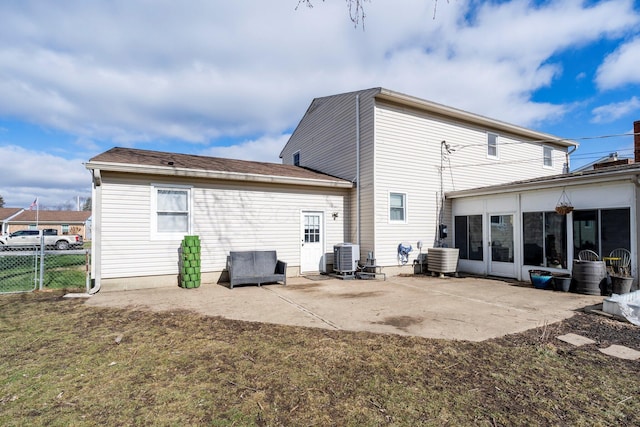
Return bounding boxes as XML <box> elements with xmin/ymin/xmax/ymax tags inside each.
<box><xmin>529</xmin><ymin>270</ymin><xmax>553</xmax><ymax>289</ymax></box>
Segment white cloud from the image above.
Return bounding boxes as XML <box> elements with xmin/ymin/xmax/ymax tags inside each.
<box><xmin>596</xmin><ymin>36</ymin><xmax>640</xmax><ymax>89</ymax></box>
<box><xmin>0</xmin><ymin>145</ymin><xmax>90</xmax><ymax>208</ymax></box>
<box><xmin>591</xmin><ymin>96</ymin><xmax>640</xmax><ymax>123</ymax></box>
<box><xmin>200</xmin><ymin>134</ymin><xmax>291</xmax><ymax>163</ymax></box>
<box><xmin>0</xmin><ymin>0</ymin><xmax>637</xmax><ymax>147</ymax></box>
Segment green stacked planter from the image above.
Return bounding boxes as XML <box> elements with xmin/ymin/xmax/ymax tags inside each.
<box><xmin>180</xmin><ymin>235</ymin><xmax>201</xmax><ymax>288</ymax></box>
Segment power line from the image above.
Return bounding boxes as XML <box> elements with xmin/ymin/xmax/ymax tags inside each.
<box><xmin>450</xmin><ymin>131</ymin><xmax>637</xmax><ymax>151</ymax></box>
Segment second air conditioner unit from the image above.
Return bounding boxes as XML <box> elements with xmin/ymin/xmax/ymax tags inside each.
<box><xmin>333</xmin><ymin>243</ymin><xmax>360</xmax><ymax>273</ymax></box>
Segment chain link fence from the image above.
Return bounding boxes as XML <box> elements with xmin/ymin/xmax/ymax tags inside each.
<box><xmin>0</xmin><ymin>248</ymin><xmax>90</xmax><ymax>294</ymax></box>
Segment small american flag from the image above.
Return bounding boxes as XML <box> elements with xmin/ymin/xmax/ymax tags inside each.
<box><xmin>29</xmin><ymin>198</ymin><xmax>38</xmax><ymax>210</ymax></box>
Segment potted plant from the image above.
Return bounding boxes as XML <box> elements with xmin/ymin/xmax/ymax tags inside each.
<box><xmin>555</xmin><ymin>189</ymin><xmax>574</xmax><ymax>215</ymax></box>
<box><xmin>610</xmin><ymin>266</ymin><xmax>633</xmax><ymax>295</ymax></box>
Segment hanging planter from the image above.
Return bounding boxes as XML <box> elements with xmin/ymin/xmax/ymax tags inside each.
<box><xmin>555</xmin><ymin>189</ymin><xmax>574</xmax><ymax>215</ymax></box>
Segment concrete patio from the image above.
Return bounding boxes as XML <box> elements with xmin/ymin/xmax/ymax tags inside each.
<box><xmin>84</xmin><ymin>275</ymin><xmax>605</xmax><ymax>341</ymax></box>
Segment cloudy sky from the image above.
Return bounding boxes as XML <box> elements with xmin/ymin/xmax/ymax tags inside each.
<box><xmin>0</xmin><ymin>0</ymin><xmax>639</xmax><ymax>209</ymax></box>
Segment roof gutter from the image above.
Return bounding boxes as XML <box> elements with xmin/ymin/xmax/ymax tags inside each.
<box><xmin>85</xmin><ymin>162</ymin><xmax>354</xmax><ymax>189</ymax></box>
<box><xmin>447</xmin><ymin>169</ymin><xmax>640</xmax><ymax>199</ymax></box>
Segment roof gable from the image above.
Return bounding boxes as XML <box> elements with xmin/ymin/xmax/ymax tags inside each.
<box><xmin>0</xmin><ymin>208</ymin><xmax>23</xmax><ymax>221</ymax></box>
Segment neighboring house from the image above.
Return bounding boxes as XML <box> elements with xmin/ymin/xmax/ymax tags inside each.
<box><xmin>86</xmin><ymin>148</ymin><xmax>352</xmax><ymax>291</ymax></box>
<box><xmin>87</xmin><ymin>88</ymin><xmax>578</xmax><ymax>291</ymax></box>
<box><xmin>573</xmin><ymin>152</ymin><xmax>633</xmax><ymax>172</ymax></box>
<box><xmin>0</xmin><ymin>208</ymin><xmax>23</xmax><ymax>235</ymax></box>
<box><xmin>281</xmin><ymin>88</ymin><xmax>575</xmax><ymax>273</ymax></box>
<box><xmin>7</xmin><ymin>210</ymin><xmax>92</xmax><ymax>240</ymax></box>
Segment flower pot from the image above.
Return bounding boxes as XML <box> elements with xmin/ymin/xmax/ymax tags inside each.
<box><xmin>611</xmin><ymin>275</ymin><xmax>633</xmax><ymax>295</ymax></box>
<box><xmin>552</xmin><ymin>275</ymin><xmax>572</xmax><ymax>292</ymax></box>
<box><xmin>529</xmin><ymin>270</ymin><xmax>553</xmax><ymax>289</ymax></box>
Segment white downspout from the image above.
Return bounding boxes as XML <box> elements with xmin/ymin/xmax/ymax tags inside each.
<box><xmin>356</xmin><ymin>94</ymin><xmax>361</xmax><ymax>247</ymax></box>
<box><xmin>89</xmin><ymin>168</ymin><xmax>102</xmax><ymax>294</ymax></box>
<box><xmin>565</xmin><ymin>145</ymin><xmax>577</xmax><ymax>173</ymax></box>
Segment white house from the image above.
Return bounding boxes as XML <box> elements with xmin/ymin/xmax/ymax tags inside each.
<box><xmin>86</xmin><ymin>148</ymin><xmax>352</xmax><ymax>291</ymax></box>
<box><xmin>89</xmin><ymin>87</ymin><xmax>629</xmax><ymax>291</ymax></box>
<box><xmin>280</xmin><ymin>88</ymin><xmax>575</xmax><ymax>274</ymax></box>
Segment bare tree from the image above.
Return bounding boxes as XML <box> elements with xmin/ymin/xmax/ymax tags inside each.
<box><xmin>297</xmin><ymin>0</ymin><xmax>369</xmax><ymax>27</ymax></box>
<box><xmin>82</xmin><ymin>197</ymin><xmax>92</xmax><ymax>211</ymax></box>
<box><xmin>297</xmin><ymin>0</ymin><xmax>447</xmax><ymax>25</ymax></box>
<box><xmin>0</xmin><ymin>194</ymin><xmax>4</xmax><ymax>208</ymax></box>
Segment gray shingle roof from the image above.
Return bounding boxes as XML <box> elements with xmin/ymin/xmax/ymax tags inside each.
<box><xmin>89</xmin><ymin>147</ymin><xmax>350</xmax><ymax>184</ymax></box>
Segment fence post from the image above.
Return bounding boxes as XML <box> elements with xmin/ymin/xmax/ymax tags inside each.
<box><xmin>39</xmin><ymin>234</ymin><xmax>45</xmax><ymax>290</ymax></box>
<box><xmin>85</xmin><ymin>249</ymin><xmax>91</xmax><ymax>293</ymax></box>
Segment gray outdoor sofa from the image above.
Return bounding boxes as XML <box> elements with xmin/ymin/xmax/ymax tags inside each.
<box><xmin>227</xmin><ymin>250</ymin><xmax>287</xmax><ymax>289</ymax></box>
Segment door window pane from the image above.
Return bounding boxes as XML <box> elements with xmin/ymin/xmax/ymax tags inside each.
<box><xmin>304</xmin><ymin>215</ymin><xmax>320</xmax><ymax>243</ymax></box>
<box><xmin>469</xmin><ymin>215</ymin><xmax>483</xmax><ymax>261</ymax></box>
<box><xmin>545</xmin><ymin>212</ymin><xmax>567</xmax><ymax>268</ymax></box>
<box><xmin>491</xmin><ymin>215</ymin><xmax>513</xmax><ymax>263</ymax></box>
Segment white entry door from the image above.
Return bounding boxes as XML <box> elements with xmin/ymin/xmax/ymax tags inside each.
<box><xmin>300</xmin><ymin>212</ymin><xmax>324</xmax><ymax>273</ymax></box>
<box><xmin>489</xmin><ymin>214</ymin><xmax>516</xmax><ymax>277</ymax></box>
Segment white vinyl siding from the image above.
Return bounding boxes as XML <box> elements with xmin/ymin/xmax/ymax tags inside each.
<box><xmin>372</xmin><ymin>101</ymin><xmax>568</xmax><ymax>266</ymax></box>
<box><xmin>98</xmin><ymin>173</ymin><xmax>349</xmax><ymax>280</ymax></box>
<box><xmin>281</xmin><ymin>89</ymin><xmax>378</xmax><ymax>261</ymax></box>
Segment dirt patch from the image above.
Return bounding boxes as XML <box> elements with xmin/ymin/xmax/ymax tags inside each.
<box><xmin>289</xmin><ymin>282</ymin><xmax>323</xmax><ymax>291</ymax></box>
<box><xmin>336</xmin><ymin>291</ymin><xmax>384</xmax><ymax>299</ymax></box>
<box><xmin>373</xmin><ymin>315</ymin><xmax>424</xmax><ymax>331</ymax></box>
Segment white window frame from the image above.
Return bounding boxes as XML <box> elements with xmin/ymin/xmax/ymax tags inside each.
<box><xmin>293</xmin><ymin>151</ymin><xmax>300</xmax><ymax>166</ymax></box>
<box><xmin>487</xmin><ymin>133</ymin><xmax>499</xmax><ymax>159</ymax></box>
<box><xmin>389</xmin><ymin>192</ymin><xmax>407</xmax><ymax>223</ymax></box>
<box><xmin>61</xmin><ymin>224</ymin><xmax>70</xmax><ymax>235</ymax></box>
<box><xmin>543</xmin><ymin>146</ymin><xmax>553</xmax><ymax>168</ymax></box>
<box><xmin>150</xmin><ymin>184</ymin><xmax>192</xmax><ymax>240</ymax></box>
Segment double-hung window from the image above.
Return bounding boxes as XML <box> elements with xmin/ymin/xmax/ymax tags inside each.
<box><xmin>389</xmin><ymin>192</ymin><xmax>406</xmax><ymax>223</ymax></box>
<box><xmin>543</xmin><ymin>146</ymin><xmax>553</xmax><ymax>168</ymax></box>
<box><xmin>152</xmin><ymin>185</ymin><xmax>191</xmax><ymax>239</ymax></box>
<box><xmin>487</xmin><ymin>133</ymin><xmax>498</xmax><ymax>158</ymax></box>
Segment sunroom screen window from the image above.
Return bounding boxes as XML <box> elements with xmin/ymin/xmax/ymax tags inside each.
<box><xmin>523</xmin><ymin>211</ymin><xmax>566</xmax><ymax>268</ymax></box>
<box><xmin>157</xmin><ymin>189</ymin><xmax>188</xmax><ymax>232</ymax></box>
<box><xmin>573</xmin><ymin>208</ymin><xmax>630</xmax><ymax>257</ymax></box>
<box><xmin>455</xmin><ymin>215</ymin><xmax>483</xmax><ymax>261</ymax></box>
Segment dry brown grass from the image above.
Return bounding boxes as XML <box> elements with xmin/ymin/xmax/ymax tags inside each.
<box><xmin>1</xmin><ymin>290</ymin><xmax>639</xmax><ymax>426</ymax></box>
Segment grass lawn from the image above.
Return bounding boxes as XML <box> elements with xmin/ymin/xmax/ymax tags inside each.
<box><xmin>1</xmin><ymin>290</ymin><xmax>639</xmax><ymax>426</ymax></box>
